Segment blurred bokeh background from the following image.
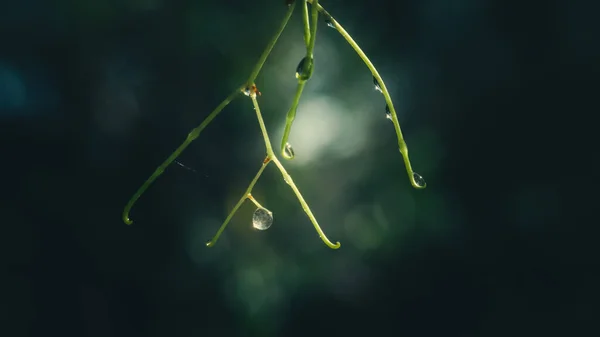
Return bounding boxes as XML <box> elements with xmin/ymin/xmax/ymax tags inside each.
<box><xmin>1</xmin><ymin>0</ymin><xmax>596</xmax><ymax>336</ymax></box>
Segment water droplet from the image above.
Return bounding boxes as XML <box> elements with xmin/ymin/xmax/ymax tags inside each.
<box><xmin>286</xmin><ymin>0</ymin><xmax>295</xmax><ymax>6</ymax></box>
<box><xmin>373</xmin><ymin>76</ymin><xmax>382</xmax><ymax>93</ymax></box>
<box><xmin>412</xmin><ymin>172</ymin><xmax>426</xmax><ymax>188</ymax></box>
<box><xmin>385</xmin><ymin>104</ymin><xmax>392</xmax><ymax>121</ymax></box>
<box><xmin>252</xmin><ymin>208</ymin><xmax>273</xmax><ymax>230</ymax></box>
<box><xmin>283</xmin><ymin>142</ymin><xmax>295</xmax><ymax>159</ymax></box>
<box><xmin>325</xmin><ymin>18</ymin><xmax>335</xmax><ymax>29</ymax></box>
<box><xmin>295</xmin><ymin>56</ymin><xmax>313</xmax><ymax>81</ymax></box>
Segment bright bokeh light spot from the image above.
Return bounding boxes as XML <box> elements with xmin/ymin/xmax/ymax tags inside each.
<box><xmin>276</xmin><ymin>95</ymin><xmax>372</xmax><ymax>167</ymax></box>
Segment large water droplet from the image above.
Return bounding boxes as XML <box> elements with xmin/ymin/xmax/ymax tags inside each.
<box><xmin>373</xmin><ymin>76</ymin><xmax>382</xmax><ymax>93</ymax></box>
<box><xmin>283</xmin><ymin>142</ymin><xmax>295</xmax><ymax>159</ymax></box>
<box><xmin>412</xmin><ymin>172</ymin><xmax>426</xmax><ymax>188</ymax></box>
<box><xmin>252</xmin><ymin>208</ymin><xmax>273</xmax><ymax>230</ymax></box>
<box><xmin>385</xmin><ymin>104</ymin><xmax>392</xmax><ymax>121</ymax></box>
<box><xmin>295</xmin><ymin>56</ymin><xmax>313</xmax><ymax>81</ymax></box>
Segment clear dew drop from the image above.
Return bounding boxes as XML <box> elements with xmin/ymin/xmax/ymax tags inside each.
<box><xmin>385</xmin><ymin>104</ymin><xmax>392</xmax><ymax>121</ymax></box>
<box><xmin>252</xmin><ymin>207</ymin><xmax>273</xmax><ymax>230</ymax></box>
<box><xmin>412</xmin><ymin>172</ymin><xmax>426</xmax><ymax>188</ymax></box>
<box><xmin>373</xmin><ymin>75</ymin><xmax>382</xmax><ymax>93</ymax></box>
<box><xmin>295</xmin><ymin>56</ymin><xmax>312</xmax><ymax>81</ymax></box>
<box><xmin>325</xmin><ymin>18</ymin><xmax>335</xmax><ymax>29</ymax></box>
<box><xmin>283</xmin><ymin>142</ymin><xmax>295</xmax><ymax>159</ymax></box>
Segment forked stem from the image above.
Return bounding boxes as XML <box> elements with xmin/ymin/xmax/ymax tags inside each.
<box><xmin>308</xmin><ymin>0</ymin><xmax>426</xmax><ymax>189</ymax></box>
<box><xmin>122</xmin><ymin>88</ymin><xmax>242</xmax><ymax>225</ymax></box>
<box><xmin>251</xmin><ymin>95</ymin><xmax>340</xmax><ymax>249</ymax></box>
<box><xmin>206</xmin><ymin>94</ymin><xmax>340</xmax><ymax>249</ymax></box>
<box><xmin>125</xmin><ymin>1</ymin><xmax>423</xmax><ymax>251</ymax></box>
<box><xmin>206</xmin><ymin>157</ymin><xmax>270</xmax><ymax>247</ymax></box>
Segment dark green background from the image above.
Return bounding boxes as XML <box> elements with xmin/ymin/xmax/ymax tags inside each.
<box><xmin>1</xmin><ymin>0</ymin><xmax>595</xmax><ymax>336</ymax></box>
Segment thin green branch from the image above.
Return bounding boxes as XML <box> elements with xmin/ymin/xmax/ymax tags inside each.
<box><xmin>124</xmin><ymin>5</ymin><xmax>298</xmax><ymax>225</ymax></box>
<box><xmin>308</xmin><ymin>0</ymin><xmax>426</xmax><ymax>189</ymax></box>
<box><xmin>280</xmin><ymin>81</ymin><xmax>306</xmax><ymax>159</ymax></box>
<box><xmin>206</xmin><ymin>93</ymin><xmax>340</xmax><ymax>249</ymax></box>
<box><xmin>251</xmin><ymin>95</ymin><xmax>340</xmax><ymax>249</ymax></box>
<box><xmin>279</xmin><ymin>0</ymin><xmax>319</xmax><ymax>159</ymax></box>
<box><xmin>306</xmin><ymin>0</ymin><xmax>319</xmax><ymax>57</ymax></box>
<box><xmin>122</xmin><ymin>88</ymin><xmax>242</xmax><ymax>225</ymax></box>
<box><xmin>301</xmin><ymin>0</ymin><xmax>311</xmax><ymax>48</ymax></box>
<box><xmin>245</xmin><ymin>1</ymin><xmax>296</xmax><ymax>88</ymax></box>
<box><xmin>206</xmin><ymin>158</ymin><xmax>270</xmax><ymax>247</ymax></box>
<box><xmin>247</xmin><ymin>194</ymin><xmax>266</xmax><ymax>209</ymax></box>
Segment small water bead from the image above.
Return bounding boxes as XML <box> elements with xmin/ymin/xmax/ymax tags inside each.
<box><xmin>252</xmin><ymin>207</ymin><xmax>273</xmax><ymax>230</ymax></box>
<box><xmin>295</xmin><ymin>56</ymin><xmax>313</xmax><ymax>81</ymax></box>
<box><xmin>324</xmin><ymin>18</ymin><xmax>336</xmax><ymax>29</ymax></box>
<box><xmin>373</xmin><ymin>76</ymin><xmax>383</xmax><ymax>93</ymax></box>
<box><xmin>385</xmin><ymin>104</ymin><xmax>392</xmax><ymax>121</ymax></box>
<box><xmin>412</xmin><ymin>172</ymin><xmax>426</xmax><ymax>188</ymax></box>
<box><xmin>283</xmin><ymin>142</ymin><xmax>295</xmax><ymax>159</ymax></box>
<box><xmin>286</xmin><ymin>0</ymin><xmax>295</xmax><ymax>6</ymax></box>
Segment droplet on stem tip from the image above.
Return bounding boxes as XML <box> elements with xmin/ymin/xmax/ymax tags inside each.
<box><xmin>412</xmin><ymin>172</ymin><xmax>426</xmax><ymax>188</ymax></box>
<box><xmin>283</xmin><ymin>142</ymin><xmax>295</xmax><ymax>159</ymax></box>
<box><xmin>252</xmin><ymin>208</ymin><xmax>273</xmax><ymax>230</ymax></box>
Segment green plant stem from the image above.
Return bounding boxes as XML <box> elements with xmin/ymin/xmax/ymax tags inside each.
<box><xmin>301</xmin><ymin>0</ymin><xmax>311</xmax><ymax>48</ymax></box>
<box><xmin>279</xmin><ymin>1</ymin><xmax>319</xmax><ymax>159</ymax></box>
<box><xmin>206</xmin><ymin>158</ymin><xmax>270</xmax><ymax>247</ymax></box>
<box><xmin>122</xmin><ymin>88</ymin><xmax>242</xmax><ymax>225</ymax></box>
<box><xmin>251</xmin><ymin>95</ymin><xmax>340</xmax><ymax>249</ymax></box>
<box><xmin>245</xmin><ymin>2</ymin><xmax>296</xmax><ymax>88</ymax></box>
<box><xmin>247</xmin><ymin>194</ymin><xmax>266</xmax><ymax>209</ymax></box>
<box><xmin>306</xmin><ymin>0</ymin><xmax>319</xmax><ymax>57</ymax></box>
<box><xmin>308</xmin><ymin>0</ymin><xmax>425</xmax><ymax>189</ymax></box>
<box><xmin>280</xmin><ymin>81</ymin><xmax>306</xmax><ymax>158</ymax></box>
<box><xmin>206</xmin><ymin>94</ymin><xmax>340</xmax><ymax>249</ymax></box>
